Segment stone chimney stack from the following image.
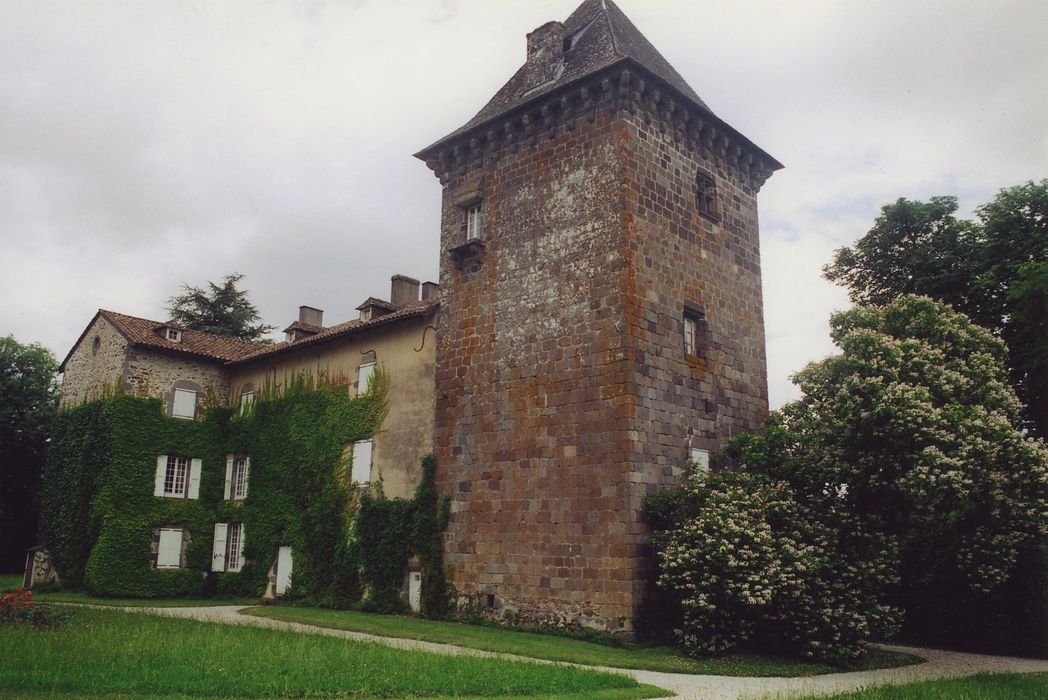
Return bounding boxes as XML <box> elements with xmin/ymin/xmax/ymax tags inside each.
<box><xmin>421</xmin><ymin>281</ymin><xmax>439</xmax><ymax>301</ymax></box>
<box><xmin>390</xmin><ymin>275</ymin><xmax>420</xmax><ymax>307</ymax></box>
<box><xmin>299</xmin><ymin>306</ymin><xmax>323</xmax><ymax>327</ymax></box>
<box><xmin>526</xmin><ymin>21</ymin><xmax>564</xmax><ymax>64</ymax></box>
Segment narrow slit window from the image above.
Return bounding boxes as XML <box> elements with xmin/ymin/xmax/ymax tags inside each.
<box><xmin>683</xmin><ymin>305</ymin><xmax>706</xmax><ymax>358</ymax></box>
<box><xmin>696</xmin><ymin>170</ymin><xmax>718</xmax><ymax>220</ymax></box>
<box><xmin>466</xmin><ymin>204</ymin><xmax>483</xmax><ymax>240</ymax></box>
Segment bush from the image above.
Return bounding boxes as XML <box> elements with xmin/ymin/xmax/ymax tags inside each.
<box><xmin>651</xmin><ymin>470</ymin><xmax>899</xmax><ymax>665</ymax></box>
<box><xmin>0</xmin><ymin>589</ymin><xmax>71</xmax><ymax>629</ymax></box>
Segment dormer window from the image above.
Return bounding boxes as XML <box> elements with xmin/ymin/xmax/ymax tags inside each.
<box><xmin>166</xmin><ymin>328</ymin><xmax>182</xmax><ymax>342</ymax></box>
<box><xmin>360</xmin><ymin>307</ymin><xmax>372</xmax><ymax>322</ymax></box>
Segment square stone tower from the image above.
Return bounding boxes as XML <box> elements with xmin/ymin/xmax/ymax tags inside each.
<box><xmin>416</xmin><ymin>0</ymin><xmax>781</xmax><ymax>633</ymax></box>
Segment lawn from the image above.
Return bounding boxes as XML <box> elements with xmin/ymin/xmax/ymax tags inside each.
<box><xmin>0</xmin><ymin>575</ymin><xmax>256</xmax><ymax>607</ymax></box>
<box><xmin>0</xmin><ymin>607</ymin><xmax>665</xmax><ymax>699</ymax></box>
<box><xmin>244</xmin><ymin>606</ymin><xmax>923</xmax><ymax>677</ymax></box>
<box><xmin>796</xmin><ymin>673</ymin><xmax>1048</xmax><ymax>699</ymax></box>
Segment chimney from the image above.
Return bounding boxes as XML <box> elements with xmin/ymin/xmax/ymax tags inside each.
<box><xmin>299</xmin><ymin>306</ymin><xmax>323</xmax><ymax>327</ymax></box>
<box><xmin>390</xmin><ymin>275</ymin><xmax>420</xmax><ymax>307</ymax></box>
<box><xmin>526</xmin><ymin>21</ymin><xmax>564</xmax><ymax>64</ymax></box>
<box><xmin>421</xmin><ymin>281</ymin><xmax>439</xmax><ymax>301</ymax></box>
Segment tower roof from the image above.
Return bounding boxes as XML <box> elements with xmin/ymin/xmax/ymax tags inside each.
<box><xmin>420</xmin><ymin>0</ymin><xmax>721</xmax><ymax>155</ymax></box>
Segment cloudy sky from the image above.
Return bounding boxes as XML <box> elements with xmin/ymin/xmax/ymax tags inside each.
<box><xmin>2</xmin><ymin>0</ymin><xmax>1046</xmax><ymax>408</ymax></box>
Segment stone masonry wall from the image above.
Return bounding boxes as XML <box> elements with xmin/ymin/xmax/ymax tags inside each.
<box><xmin>435</xmin><ymin>104</ymin><xmax>642</xmax><ymax>631</ymax></box>
<box><xmin>124</xmin><ymin>349</ymin><xmax>229</xmax><ymax>414</ymax></box>
<box><xmin>618</xmin><ymin>105</ymin><xmax>769</xmax><ymax>606</ymax></box>
<box><xmin>429</xmin><ymin>66</ymin><xmax>774</xmax><ymax>633</ymax></box>
<box><xmin>60</xmin><ymin>316</ymin><xmax>130</xmax><ymax>408</ymax></box>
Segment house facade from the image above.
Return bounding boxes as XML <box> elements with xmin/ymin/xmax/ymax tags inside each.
<box><xmin>41</xmin><ymin>0</ymin><xmax>778</xmax><ymax>633</ymax></box>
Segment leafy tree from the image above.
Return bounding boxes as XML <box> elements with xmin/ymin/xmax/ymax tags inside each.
<box><xmin>166</xmin><ymin>273</ymin><xmax>275</xmax><ymax>342</ymax></box>
<box><xmin>824</xmin><ymin>180</ymin><xmax>1048</xmax><ymax>436</ymax></box>
<box><xmin>0</xmin><ymin>336</ymin><xmax>59</xmax><ymax>571</ymax></box>
<box><xmin>729</xmin><ymin>297</ymin><xmax>1048</xmax><ymax>654</ymax></box>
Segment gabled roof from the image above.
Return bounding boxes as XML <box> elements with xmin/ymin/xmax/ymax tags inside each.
<box><xmin>419</xmin><ymin>0</ymin><xmax>715</xmax><ymax>154</ymax></box>
<box><xmin>60</xmin><ymin>309</ymin><xmax>266</xmax><ymax>371</ymax></box>
<box><xmin>355</xmin><ymin>297</ymin><xmax>397</xmax><ymax>312</ymax></box>
<box><xmin>230</xmin><ymin>298</ymin><xmax>439</xmax><ymax>365</ymax></box>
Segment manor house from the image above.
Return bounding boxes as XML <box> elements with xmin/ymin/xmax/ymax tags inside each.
<box><xmin>46</xmin><ymin>0</ymin><xmax>779</xmax><ymax>632</ymax></box>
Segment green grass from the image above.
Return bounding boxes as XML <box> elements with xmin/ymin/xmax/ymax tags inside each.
<box><xmin>0</xmin><ymin>573</ymin><xmax>23</xmax><ymax>592</ymax></box>
<box><xmin>0</xmin><ymin>576</ymin><xmax>256</xmax><ymax>607</ymax></box>
<box><xmin>243</xmin><ymin>606</ymin><xmax>922</xmax><ymax>677</ymax></box>
<box><xmin>29</xmin><ymin>589</ymin><xmax>259</xmax><ymax>607</ymax></box>
<box><xmin>0</xmin><ymin>607</ymin><xmax>664</xmax><ymax>699</ymax></box>
<box><xmin>794</xmin><ymin>673</ymin><xmax>1048</xmax><ymax>699</ymax></box>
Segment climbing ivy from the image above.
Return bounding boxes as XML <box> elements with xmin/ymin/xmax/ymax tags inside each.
<box><xmin>39</xmin><ymin>368</ymin><xmax>449</xmax><ymax>611</ymax></box>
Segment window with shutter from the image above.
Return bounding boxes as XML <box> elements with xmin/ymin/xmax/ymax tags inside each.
<box><xmin>211</xmin><ymin>523</ymin><xmax>228</xmax><ymax>572</ymax></box>
<box><xmin>172</xmin><ymin>388</ymin><xmax>197</xmax><ymax>419</ymax></box>
<box><xmin>164</xmin><ymin>456</ymin><xmax>189</xmax><ymax>497</ymax></box>
<box><xmin>357</xmin><ymin>362</ymin><xmax>376</xmax><ymax>396</ymax></box>
<box><xmin>351</xmin><ymin>440</ymin><xmax>373</xmax><ymax>484</ymax></box>
<box><xmin>690</xmin><ymin>448</ymin><xmax>710</xmax><ymax>474</ymax></box>
<box><xmin>226</xmin><ymin>523</ymin><xmax>245</xmax><ymax>572</ymax></box>
<box><xmin>156</xmin><ymin>528</ymin><xmax>184</xmax><ymax>569</ymax></box>
<box><xmin>231</xmin><ymin>457</ymin><xmax>249</xmax><ymax>500</ymax></box>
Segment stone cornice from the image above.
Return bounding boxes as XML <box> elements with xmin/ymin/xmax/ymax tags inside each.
<box><xmin>416</xmin><ymin>59</ymin><xmax>782</xmax><ymax>194</ymax></box>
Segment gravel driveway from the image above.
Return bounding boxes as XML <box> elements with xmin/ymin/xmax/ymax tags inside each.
<box><xmin>138</xmin><ymin>605</ymin><xmax>1048</xmax><ymax>699</ymax></box>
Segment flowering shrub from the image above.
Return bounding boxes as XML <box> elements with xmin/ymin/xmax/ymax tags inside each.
<box><xmin>651</xmin><ymin>296</ymin><xmax>1048</xmax><ymax>660</ymax></box>
<box><xmin>652</xmin><ymin>471</ymin><xmax>899</xmax><ymax>664</ymax></box>
<box><xmin>0</xmin><ymin>588</ymin><xmax>71</xmax><ymax>629</ymax></box>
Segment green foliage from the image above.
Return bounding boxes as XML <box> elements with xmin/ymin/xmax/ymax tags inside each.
<box><xmin>649</xmin><ymin>469</ymin><xmax>899</xmax><ymax>665</ymax></box>
<box><xmin>824</xmin><ymin>180</ymin><xmax>1048</xmax><ymax>436</ymax></box>
<box><xmin>0</xmin><ymin>336</ymin><xmax>58</xmax><ymax>570</ymax></box>
<box><xmin>167</xmin><ymin>272</ymin><xmax>276</xmax><ymax>342</ymax></box>
<box><xmin>37</xmin><ymin>400</ymin><xmax>108</xmax><ymax>587</ymax></box>
<box><xmin>730</xmin><ymin>296</ymin><xmax>1048</xmax><ymax>656</ymax></box>
<box><xmin>0</xmin><ymin>588</ymin><xmax>72</xmax><ymax>629</ymax></box>
<box><xmin>39</xmin><ymin>366</ymin><xmax>448</xmax><ymax>616</ymax></box>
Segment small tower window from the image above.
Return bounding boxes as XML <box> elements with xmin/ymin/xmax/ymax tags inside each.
<box><xmin>466</xmin><ymin>204</ymin><xmax>483</xmax><ymax>241</ymax></box>
<box><xmin>683</xmin><ymin>304</ymin><xmax>707</xmax><ymax>358</ymax></box>
<box><xmin>696</xmin><ymin>170</ymin><xmax>719</xmax><ymax>221</ymax></box>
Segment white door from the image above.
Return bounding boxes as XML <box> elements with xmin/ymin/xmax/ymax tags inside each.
<box><xmin>408</xmin><ymin>570</ymin><xmax>422</xmax><ymax>612</ymax></box>
<box><xmin>275</xmin><ymin>546</ymin><xmax>293</xmax><ymax>596</ymax></box>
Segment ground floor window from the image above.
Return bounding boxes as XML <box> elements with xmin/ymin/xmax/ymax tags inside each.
<box><xmin>212</xmin><ymin>522</ymin><xmax>245</xmax><ymax>572</ymax></box>
<box><xmin>153</xmin><ymin>527</ymin><xmax>186</xmax><ymax>569</ymax></box>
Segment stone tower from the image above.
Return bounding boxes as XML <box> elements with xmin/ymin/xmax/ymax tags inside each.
<box><xmin>416</xmin><ymin>0</ymin><xmax>781</xmax><ymax>633</ymax></box>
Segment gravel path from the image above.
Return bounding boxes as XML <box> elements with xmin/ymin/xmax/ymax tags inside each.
<box><xmin>136</xmin><ymin>605</ymin><xmax>1048</xmax><ymax>699</ymax></box>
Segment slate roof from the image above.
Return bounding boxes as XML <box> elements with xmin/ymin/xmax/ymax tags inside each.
<box><xmin>418</xmin><ymin>0</ymin><xmax>717</xmax><ymax>154</ymax></box>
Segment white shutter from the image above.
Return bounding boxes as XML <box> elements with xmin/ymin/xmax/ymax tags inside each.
<box><xmin>154</xmin><ymin>456</ymin><xmax>167</xmax><ymax>497</ymax></box>
<box><xmin>357</xmin><ymin>363</ymin><xmax>375</xmax><ymax>396</ymax></box>
<box><xmin>351</xmin><ymin>440</ymin><xmax>373</xmax><ymax>483</ymax></box>
<box><xmin>172</xmin><ymin>389</ymin><xmax>196</xmax><ymax>419</ymax></box>
<box><xmin>157</xmin><ymin>528</ymin><xmax>182</xmax><ymax>568</ymax></box>
<box><xmin>188</xmin><ymin>459</ymin><xmax>202</xmax><ymax>499</ymax></box>
<box><xmin>690</xmin><ymin>448</ymin><xmax>710</xmax><ymax>474</ymax></box>
<box><xmin>224</xmin><ymin>456</ymin><xmax>233</xmax><ymax>500</ymax></box>
<box><xmin>243</xmin><ymin>457</ymin><xmax>250</xmax><ymax>498</ymax></box>
<box><xmin>211</xmin><ymin>523</ymin><xmax>228</xmax><ymax>572</ymax></box>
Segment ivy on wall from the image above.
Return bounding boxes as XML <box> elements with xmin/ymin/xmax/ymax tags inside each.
<box><xmin>38</xmin><ymin>369</ymin><xmax>449</xmax><ymax>611</ymax></box>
